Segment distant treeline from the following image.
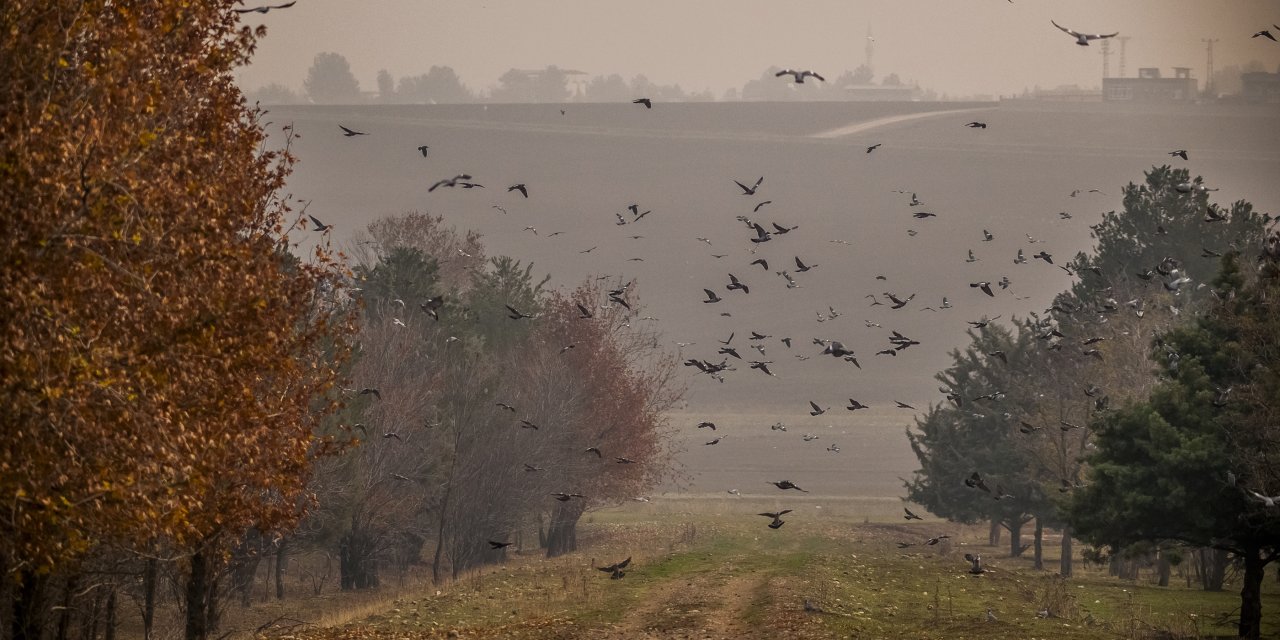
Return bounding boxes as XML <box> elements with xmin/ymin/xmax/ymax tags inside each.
<box><xmin>247</xmin><ymin>51</ymin><xmax>943</xmax><ymax>105</ymax></box>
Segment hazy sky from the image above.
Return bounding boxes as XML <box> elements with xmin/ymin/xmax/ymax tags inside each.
<box><xmin>235</xmin><ymin>0</ymin><xmax>1280</xmax><ymax>99</ymax></box>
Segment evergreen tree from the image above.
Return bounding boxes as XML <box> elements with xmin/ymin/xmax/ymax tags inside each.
<box><xmin>1069</xmin><ymin>246</ymin><xmax>1280</xmax><ymax>640</ymax></box>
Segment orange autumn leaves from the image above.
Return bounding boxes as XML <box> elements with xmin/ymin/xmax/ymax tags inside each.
<box><xmin>1</xmin><ymin>1</ymin><xmax>354</xmax><ymax>573</ymax></box>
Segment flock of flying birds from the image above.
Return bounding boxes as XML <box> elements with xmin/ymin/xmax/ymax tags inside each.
<box><xmin>265</xmin><ymin>1</ymin><xmax>1280</xmax><ymax>580</ymax></box>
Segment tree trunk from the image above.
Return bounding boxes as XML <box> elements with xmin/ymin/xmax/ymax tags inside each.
<box><xmin>339</xmin><ymin>528</ymin><xmax>380</xmax><ymax>590</ymax></box>
<box><xmin>275</xmin><ymin>542</ymin><xmax>286</xmax><ymax>600</ymax></box>
<box><xmin>185</xmin><ymin>550</ymin><xmax>212</xmax><ymax>640</ymax></box>
<box><xmin>1197</xmin><ymin>547</ymin><xmax>1228</xmax><ymax>591</ymax></box>
<box><xmin>1238</xmin><ymin>549</ymin><xmax>1266</xmax><ymax>640</ymax></box>
<box><xmin>987</xmin><ymin>519</ymin><xmax>1001</xmax><ymax>547</ymax></box>
<box><xmin>545</xmin><ymin>501</ymin><xmax>585</xmax><ymax>558</ymax></box>
<box><xmin>1032</xmin><ymin>519</ymin><xmax>1044</xmax><ymax>570</ymax></box>
<box><xmin>142</xmin><ymin>558</ymin><xmax>158</xmax><ymax>640</ymax></box>
<box><xmin>12</xmin><ymin>569</ymin><xmax>44</xmax><ymax>640</ymax></box>
<box><xmin>1007</xmin><ymin>519</ymin><xmax>1024</xmax><ymax>558</ymax></box>
<box><xmin>432</xmin><ymin>481</ymin><xmax>454</xmax><ymax>586</ymax></box>
<box><xmin>1059</xmin><ymin>527</ymin><xmax>1073</xmax><ymax>577</ymax></box>
<box><xmin>1157</xmin><ymin>547</ymin><xmax>1171</xmax><ymax>587</ymax></box>
<box><xmin>104</xmin><ymin>587</ymin><xmax>117</xmax><ymax>640</ymax></box>
<box><xmin>56</xmin><ymin>573</ymin><xmax>77</xmax><ymax>640</ymax></box>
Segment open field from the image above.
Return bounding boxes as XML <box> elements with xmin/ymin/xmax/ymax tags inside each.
<box><xmin>262</xmin><ymin>100</ymin><xmax>1280</xmax><ymax>496</ymax></box>
<box><xmin>221</xmin><ymin>504</ymin><xmax>1280</xmax><ymax>640</ymax></box>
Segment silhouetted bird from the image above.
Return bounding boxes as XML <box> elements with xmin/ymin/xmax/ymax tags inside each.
<box><xmin>775</xmin><ymin>69</ymin><xmax>825</xmax><ymax>83</ymax></box>
<box><xmin>508</xmin><ymin>184</ymin><xmax>529</xmax><ymax>198</ymax></box>
<box><xmin>734</xmin><ymin>176</ymin><xmax>764</xmax><ymax>195</ymax></box>
<box><xmin>488</xmin><ymin>540</ymin><xmax>514</xmax><ymax>550</ymax></box>
<box><xmin>1051</xmin><ymin>19</ymin><xmax>1119</xmax><ymax>45</ymax></box>
<box><xmin>338</xmin><ymin>124</ymin><xmax>368</xmax><ymax>137</ymax></box>
<box><xmin>233</xmin><ymin>1</ymin><xmax>296</xmax><ymax>13</ymax></box>
<box><xmin>770</xmin><ymin>480</ymin><xmax>808</xmax><ymax>492</ymax></box>
<box><xmin>964</xmin><ymin>121</ymin><xmax>987</xmax><ymax>129</ymax></box>
<box><xmin>632</xmin><ymin>98</ymin><xmax>652</xmax><ymax>108</ymax></box>
<box><xmin>904</xmin><ymin>508</ymin><xmax>924</xmax><ymax>521</ymax></box>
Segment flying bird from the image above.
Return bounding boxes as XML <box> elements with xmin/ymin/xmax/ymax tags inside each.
<box><xmin>725</xmin><ymin>273</ymin><xmax>750</xmax><ymax>294</ymax></box>
<box><xmin>964</xmin><ymin>121</ymin><xmax>987</xmax><ymax>129</ymax></box>
<box><xmin>597</xmin><ymin>557</ymin><xmax>631</xmax><ymax>579</ymax></box>
<box><xmin>808</xmin><ymin>400</ymin><xmax>827</xmax><ymax>416</ymax></box>
<box><xmin>233</xmin><ymin>1</ymin><xmax>296</xmax><ymax>13</ymax></box>
<box><xmin>971</xmin><ymin>281</ymin><xmax>994</xmax><ymax>297</ymax></box>
<box><xmin>428</xmin><ymin>174</ymin><xmax>474</xmax><ymax>192</ymax></box>
<box><xmin>308</xmin><ymin>214</ymin><xmax>333</xmax><ymax>232</ymax></box>
<box><xmin>488</xmin><ymin>540</ymin><xmax>514</xmax><ymax>550</ymax></box>
<box><xmin>770</xmin><ymin>480</ymin><xmax>808</xmax><ymax>492</ymax></box>
<box><xmin>338</xmin><ymin>124</ymin><xmax>368</xmax><ymax>137</ymax></box>
<box><xmin>866</xmin><ymin>143</ymin><xmax>882</xmax><ymax>153</ymax></box>
<box><xmin>734</xmin><ymin>176</ymin><xmax>765</xmax><ymax>195</ymax></box>
<box><xmin>1168</xmin><ymin>149</ymin><xmax>1188</xmax><ymax>161</ymax></box>
<box><xmin>775</xmin><ymin>69</ymin><xmax>825</xmax><ymax>83</ymax></box>
<box><xmin>505</xmin><ymin>304</ymin><xmax>535</xmax><ymax>320</ymax></box>
<box><xmin>508</xmin><ymin>184</ymin><xmax>529</xmax><ymax>198</ymax></box>
<box><xmin>847</xmin><ymin>399</ymin><xmax>869</xmax><ymax>411</ymax></box>
<box><xmin>1252</xmin><ymin>29</ymin><xmax>1276</xmax><ymax>42</ymax></box>
<box><xmin>1051</xmin><ymin>19</ymin><xmax>1119</xmax><ymax>46</ymax></box>
<box><xmin>759</xmin><ymin>510</ymin><xmax>791</xmax><ymax>529</ymax></box>
<box><xmin>696</xmin><ymin>421</ymin><xmax>717</xmax><ymax>430</ymax></box>
<box><xmin>416</xmin><ymin>145</ymin><xmax>430</xmax><ymax>157</ymax></box>
<box><xmin>702</xmin><ymin>288</ymin><xmax>723</xmax><ymax>303</ymax></box>
<box><xmin>632</xmin><ymin>98</ymin><xmax>652</xmax><ymax>108</ymax></box>
<box><xmin>903</xmin><ymin>508</ymin><xmax>924</xmax><ymax>521</ymax></box>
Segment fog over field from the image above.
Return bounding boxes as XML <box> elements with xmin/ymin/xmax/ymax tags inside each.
<box><xmin>266</xmin><ymin>101</ymin><xmax>1280</xmax><ymax>497</ymax></box>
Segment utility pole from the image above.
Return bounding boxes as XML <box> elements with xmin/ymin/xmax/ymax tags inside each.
<box><xmin>1100</xmin><ymin>39</ymin><xmax>1112</xmax><ymax>79</ymax></box>
<box><xmin>1201</xmin><ymin>38</ymin><xmax>1219</xmax><ymax>96</ymax></box>
<box><xmin>1117</xmin><ymin>36</ymin><xmax>1131</xmax><ymax>78</ymax></box>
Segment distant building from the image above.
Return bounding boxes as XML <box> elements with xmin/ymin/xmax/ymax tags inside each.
<box><xmin>1241</xmin><ymin>71</ymin><xmax>1280</xmax><ymax>103</ymax></box>
<box><xmin>1102</xmin><ymin>67</ymin><xmax>1197</xmax><ymax>103</ymax></box>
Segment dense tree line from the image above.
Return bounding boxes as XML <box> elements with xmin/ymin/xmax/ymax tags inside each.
<box><xmin>2</xmin><ymin>4</ymin><xmax>681</xmax><ymax>639</ymax></box>
<box><xmin>905</xmin><ymin>165</ymin><xmax>1277</xmax><ymax>638</ymax></box>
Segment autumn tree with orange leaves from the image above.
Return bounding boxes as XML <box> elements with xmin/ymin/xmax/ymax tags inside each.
<box><xmin>1</xmin><ymin>2</ymin><xmax>354</xmax><ymax>639</ymax></box>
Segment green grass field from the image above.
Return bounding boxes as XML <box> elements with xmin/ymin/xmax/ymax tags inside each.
<box><xmin>250</xmin><ymin>505</ymin><xmax>1277</xmax><ymax>639</ymax></box>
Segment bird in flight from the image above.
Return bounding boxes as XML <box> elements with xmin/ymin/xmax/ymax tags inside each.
<box><xmin>759</xmin><ymin>510</ymin><xmax>791</xmax><ymax>529</ymax></box>
<box><xmin>416</xmin><ymin>145</ymin><xmax>430</xmax><ymax>157</ymax></box>
<box><xmin>488</xmin><ymin>540</ymin><xmax>514</xmax><ymax>550</ymax></box>
<box><xmin>702</xmin><ymin>288</ymin><xmax>723</xmax><ymax>303</ymax></box>
<box><xmin>598</xmin><ymin>557</ymin><xmax>631</xmax><ymax>579</ymax></box>
<box><xmin>632</xmin><ymin>98</ymin><xmax>652</xmax><ymax>109</ymax></box>
<box><xmin>866</xmin><ymin>143</ymin><xmax>882</xmax><ymax>154</ymax></box>
<box><xmin>338</xmin><ymin>124</ymin><xmax>368</xmax><ymax>137</ymax></box>
<box><xmin>894</xmin><ymin>400</ymin><xmax>917</xmax><ymax>410</ymax></box>
<box><xmin>428</xmin><ymin>174</ymin><xmax>474</xmax><ymax>192</ymax></box>
<box><xmin>505</xmin><ymin>304</ymin><xmax>535</xmax><ymax>320</ymax></box>
<box><xmin>770</xmin><ymin>480</ymin><xmax>808</xmax><ymax>492</ymax></box>
<box><xmin>963</xmin><ymin>121</ymin><xmax>987</xmax><ymax>129</ymax></box>
<box><xmin>775</xmin><ymin>69</ymin><xmax>825</xmax><ymax>83</ymax></box>
<box><xmin>308</xmin><ymin>215</ymin><xmax>333</xmax><ymax>233</ymax></box>
<box><xmin>808</xmin><ymin>400</ymin><xmax>828</xmax><ymax>416</ymax></box>
<box><xmin>725</xmin><ymin>273</ymin><xmax>750</xmax><ymax>294</ymax></box>
<box><xmin>1169</xmin><ymin>150</ymin><xmax>1188</xmax><ymax>160</ymax></box>
<box><xmin>847</xmin><ymin>399</ymin><xmax>869</xmax><ymax>411</ymax></box>
<box><xmin>903</xmin><ymin>508</ymin><xmax>924</xmax><ymax>521</ymax></box>
<box><xmin>971</xmin><ymin>281</ymin><xmax>995</xmax><ymax>297</ymax></box>
<box><xmin>1051</xmin><ymin>20</ymin><xmax>1119</xmax><ymax>46</ymax></box>
<box><xmin>1252</xmin><ymin>29</ymin><xmax>1277</xmax><ymax>42</ymax></box>
<box><xmin>508</xmin><ymin>184</ymin><xmax>529</xmax><ymax>198</ymax></box>
<box><xmin>734</xmin><ymin>176</ymin><xmax>764</xmax><ymax>195</ymax></box>
<box><xmin>234</xmin><ymin>1</ymin><xmax>296</xmax><ymax>14</ymax></box>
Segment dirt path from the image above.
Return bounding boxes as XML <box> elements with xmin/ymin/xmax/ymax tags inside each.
<box><xmin>585</xmin><ymin>555</ymin><xmax>771</xmax><ymax>639</ymax></box>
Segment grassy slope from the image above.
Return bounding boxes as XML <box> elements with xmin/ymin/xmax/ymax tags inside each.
<box><xmin>270</xmin><ymin>510</ymin><xmax>1277</xmax><ymax>640</ymax></box>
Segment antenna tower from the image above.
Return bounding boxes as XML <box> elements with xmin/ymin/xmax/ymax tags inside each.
<box><xmin>1117</xmin><ymin>36</ymin><xmax>1131</xmax><ymax>78</ymax></box>
<box><xmin>1201</xmin><ymin>38</ymin><xmax>1219</xmax><ymax>96</ymax></box>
